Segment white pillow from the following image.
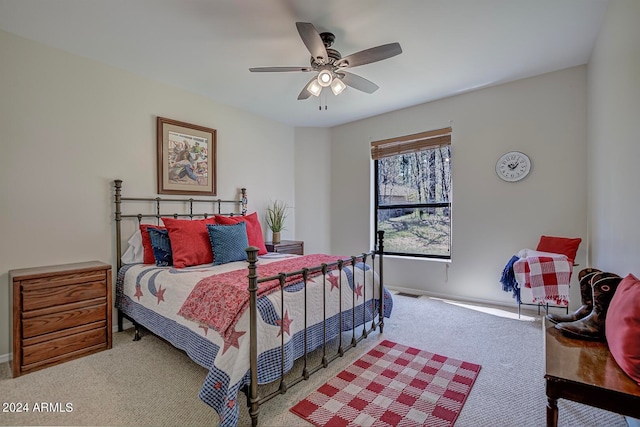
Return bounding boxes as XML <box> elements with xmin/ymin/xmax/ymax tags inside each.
<box><xmin>517</xmin><ymin>248</ymin><xmax>568</xmax><ymax>260</ymax></box>
<box><xmin>121</xmin><ymin>229</ymin><xmax>144</xmax><ymax>264</ymax></box>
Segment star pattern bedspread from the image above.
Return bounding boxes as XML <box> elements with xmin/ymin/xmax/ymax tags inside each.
<box><xmin>116</xmin><ymin>257</ymin><xmax>392</xmax><ymax>427</ymax></box>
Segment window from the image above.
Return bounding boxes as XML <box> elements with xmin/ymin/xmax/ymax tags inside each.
<box><xmin>372</xmin><ymin>127</ymin><xmax>452</xmax><ymax>259</ymax></box>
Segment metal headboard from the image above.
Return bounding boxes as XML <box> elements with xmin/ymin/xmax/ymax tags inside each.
<box><xmin>114</xmin><ymin>179</ymin><xmax>247</xmax><ymax>270</ymax></box>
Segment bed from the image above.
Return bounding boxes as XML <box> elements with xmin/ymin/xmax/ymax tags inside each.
<box><xmin>113</xmin><ymin>180</ymin><xmax>392</xmax><ymax>426</ymax></box>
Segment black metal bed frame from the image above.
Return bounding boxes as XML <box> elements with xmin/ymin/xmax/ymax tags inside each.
<box><xmin>113</xmin><ymin>179</ymin><xmax>386</xmax><ymax>426</ymax></box>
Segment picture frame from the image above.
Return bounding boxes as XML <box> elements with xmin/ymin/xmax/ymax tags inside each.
<box><xmin>157</xmin><ymin>116</ymin><xmax>217</xmax><ymax>196</ymax></box>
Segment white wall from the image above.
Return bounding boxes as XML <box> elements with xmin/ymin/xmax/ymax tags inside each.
<box><xmin>0</xmin><ymin>30</ymin><xmax>295</xmax><ymax>358</ymax></box>
<box><xmin>587</xmin><ymin>0</ymin><xmax>640</xmax><ymax>276</ymax></box>
<box><xmin>294</xmin><ymin>127</ymin><xmax>331</xmax><ymax>254</ymax></box>
<box><xmin>330</xmin><ymin>67</ymin><xmax>589</xmax><ymax>308</ymax></box>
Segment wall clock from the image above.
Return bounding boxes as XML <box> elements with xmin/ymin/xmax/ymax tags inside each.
<box><xmin>495</xmin><ymin>151</ymin><xmax>531</xmax><ymax>182</ymax></box>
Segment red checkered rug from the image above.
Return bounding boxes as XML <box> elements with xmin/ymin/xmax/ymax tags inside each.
<box><xmin>290</xmin><ymin>340</ymin><xmax>481</xmax><ymax>427</ymax></box>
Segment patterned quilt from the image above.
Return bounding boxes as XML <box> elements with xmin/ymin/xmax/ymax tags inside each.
<box><xmin>116</xmin><ymin>256</ymin><xmax>393</xmax><ymax>427</ymax></box>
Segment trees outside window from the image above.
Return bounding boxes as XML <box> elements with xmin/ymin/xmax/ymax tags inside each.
<box><xmin>372</xmin><ymin>128</ymin><xmax>452</xmax><ymax>259</ymax></box>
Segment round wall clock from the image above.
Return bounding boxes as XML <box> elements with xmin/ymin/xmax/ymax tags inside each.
<box><xmin>495</xmin><ymin>151</ymin><xmax>531</xmax><ymax>182</ymax></box>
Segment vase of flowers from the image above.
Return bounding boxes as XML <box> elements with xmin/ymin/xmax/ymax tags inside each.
<box><xmin>265</xmin><ymin>200</ymin><xmax>289</xmax><ymax>244</ymax></box>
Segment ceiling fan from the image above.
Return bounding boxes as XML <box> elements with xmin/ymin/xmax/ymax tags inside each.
<box><xmin>249</xmin><ymin>22</ymin><xmax>402</xmax><ymax>100</ymax></box>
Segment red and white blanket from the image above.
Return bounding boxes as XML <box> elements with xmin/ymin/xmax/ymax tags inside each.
<box><xmin>513</xmin><ymin>253</ymin><xmax>572</xmax><ymax>306</ymax></box>
<box><xmin>178</xmin><ymin>254</ymin><xmax>346</xmax><ymax>340</ymax></box>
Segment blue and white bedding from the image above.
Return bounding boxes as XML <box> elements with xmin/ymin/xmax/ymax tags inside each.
<box><xmin>115</xmin><ymin>257</ymin><xmax>392</xmax><ymax>426</ymax></box>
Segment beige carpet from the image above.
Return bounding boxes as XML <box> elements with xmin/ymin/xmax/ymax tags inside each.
<box><xmin>0</xmin><ymin>294</ymin><xmax>628</xmax><ymax>426</ymax></box>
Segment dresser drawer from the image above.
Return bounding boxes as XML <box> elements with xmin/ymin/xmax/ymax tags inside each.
<box><xmin>275</xmin><ymin>244</ymin><xmax>303</xmax><ymax>254</ymax></box>
<box><xmin>22</xmin><ymin>326</ymin><xmax>107</xmax><ymax>367</ymax></box>
<box><xmin>265</xmin><ymin>240</ymin><xmax>304</xmax><ymax>255</ymax></box>
<box><xmin>22</xmin><ymin>302</ymin><xmax>107</xmax><ymax>338</ymax></box>
<box><xmin>19</xmin><ymin>269</ymin><xmax>106</xmax><ymax>288</ymax></box>
<box><xmin>22</xmin><ymin>280</ymin><xmax>106</xmax><ymax>311</ymax></box>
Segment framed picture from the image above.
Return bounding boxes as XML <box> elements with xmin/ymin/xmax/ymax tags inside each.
<box><xmin>157</xmin><ymin>116</ymin><xmax>217</xmax><ymax>196</ymax></box>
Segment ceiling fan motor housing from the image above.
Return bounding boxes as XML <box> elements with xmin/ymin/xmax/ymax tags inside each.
<box><xmin>311</xmin><ymin>48</ymin><xmax>342</xmax><ymax>66</ymax></box>
<box><xmin>310</xmin><ymin>32</ymin><xmax>342</xmax><ymax>67</ymax></box>
<box><xmin>319</xmin><ymin>32</ymin><xmax>335</xmax><ymax>47</ymax></box>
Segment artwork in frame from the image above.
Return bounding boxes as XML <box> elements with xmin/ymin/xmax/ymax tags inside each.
<box><xmin>157</xmin><ymin>116</ymin><xmax>217</xmax><ymax>196</ymax></box>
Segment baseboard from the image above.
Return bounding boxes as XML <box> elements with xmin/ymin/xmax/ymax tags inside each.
<box><xmin>0</xmin><ymin>352</ymin><xmax>10</xmax><ymax>364</ymax></box>
<box><xmin>385</xmin><ymin>285</ymin><xmax>542</xmax><ymax>314</ymax></box>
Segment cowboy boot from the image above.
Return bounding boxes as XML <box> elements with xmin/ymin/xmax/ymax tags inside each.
<box><xmin>546</xmin><ymin>268</ymin><xmax>601</xmax><ymax>324</ymax></box>
<box><xmin>555</xmin><ymin>272</ymin><xmax>622</xmax><ymax>340</ymax></box>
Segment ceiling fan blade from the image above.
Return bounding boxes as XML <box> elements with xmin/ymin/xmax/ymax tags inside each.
<box><xmin>249</xmin><ymin>66</ymin><xmax>312</xmax><ymax>72</ymax></box>
<box><xmin>339</xmin><ymin>72</ymin><xmax>379</xmax><ymax>94</ymax></box>
<box><xmin>336</xmin><ymin>42</ymin><xmax>402</xmax><ymax>68</ymax></box>
<box><xmin>297</xmin><ymin>76</ymin><xmax>316</xmax><ymax>100</ymax></box>
<box><xmin>296</xmin><ymin>22</ymin><xmax>327</xmax><ymax>62</ymax></box>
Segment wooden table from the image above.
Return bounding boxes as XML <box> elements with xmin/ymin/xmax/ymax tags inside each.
<box><xmin>544</xmin><ymin>318</ymin><xmax>640</xmax><ymax>426</ymax></box>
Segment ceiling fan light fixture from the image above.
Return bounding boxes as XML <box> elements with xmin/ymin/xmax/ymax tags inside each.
<box><xmin>317</xmin><ymin>69</ymin><xmax>333</xmax><ymax>87</ymax></box>
<box><xmin>330</xmin><ymin>78</ymin><xmax>346</xmax><ymax>95</ymax></box>
<box><xmin>307</xmin><ymin>79</ymin><xmax>323</xmax><ymax>97</ymax></box>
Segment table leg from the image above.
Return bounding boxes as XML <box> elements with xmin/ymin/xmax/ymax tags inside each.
<box><xmin>547</xmin><ymin>396</ymin><xmax>558</xmax><ymax>427</ymax></box>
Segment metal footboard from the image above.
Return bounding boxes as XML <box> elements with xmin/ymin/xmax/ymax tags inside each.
<box><xmin>245</xmin><ymin>231</ymin><xmax>385</xmax><ymax>427</ymax></box>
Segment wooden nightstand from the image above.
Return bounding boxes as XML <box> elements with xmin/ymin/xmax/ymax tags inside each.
<box><xmin>9</xmin><ymin>261</ymin><xmax>112</xmax><ymax>377</ymax></box>
<box><xmin>265</xmin><ymin>240</ymin><xmax>304</xmax><ymax>255</ymax></box>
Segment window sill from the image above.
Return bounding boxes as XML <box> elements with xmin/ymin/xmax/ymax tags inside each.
<box><xmin>383</xmin><ymin>254</ymin><xmax>451</xmax><ymax>263</ymax></box>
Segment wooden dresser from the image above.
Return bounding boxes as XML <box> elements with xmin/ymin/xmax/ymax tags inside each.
<box><xmin>9</xmin><ymin>261</ymin><xmax>112</xmax><ymax>377</ymax></box>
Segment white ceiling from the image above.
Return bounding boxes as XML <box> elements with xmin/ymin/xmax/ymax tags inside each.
<box><xmin>0</xmin><ymin>0</ymin><xmax>609</xmax><ymax>128</ymax></box>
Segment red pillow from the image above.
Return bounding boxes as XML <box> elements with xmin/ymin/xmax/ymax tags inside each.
<box><xmin>536</xmin><ymin>235</ymin><xmax>582</xmax><ymax>263</ymax></box>
<box><xmin>605</xmin><ymin>274</ymin><xmax>640</xmax><ymax>385</ymax></box>
<box><xmin>162</xmin><ymin>217</ymin><xmax>218</xmax><ymax>268</ymax></box>
<box><xmin>215</xmin><ymin>212</ymin><xmax>267</xmax><ymax>255</ymax></box>
<box><xmin>140</xmin><ymin>224</ymin><xmax>166</xmax><ymax>264</ymax></box>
